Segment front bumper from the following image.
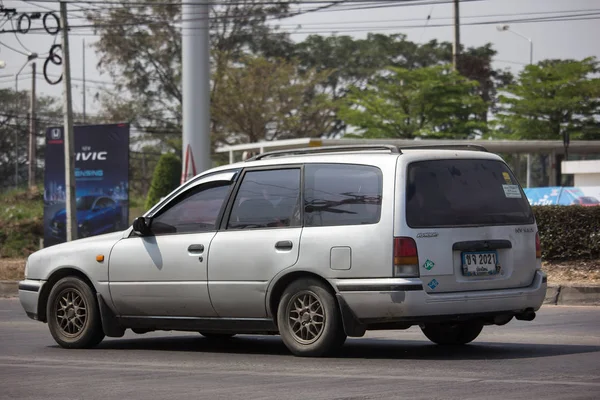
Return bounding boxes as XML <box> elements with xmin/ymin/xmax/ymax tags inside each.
<box><xmin>333</xmin><ymin>270</ymin><xmax>547</xmax><ymax>323</ymax></box>
<box><xmin>18</xmin><ymin>279</ymin><xmax>46</xmax><ymax>321</ymax></box>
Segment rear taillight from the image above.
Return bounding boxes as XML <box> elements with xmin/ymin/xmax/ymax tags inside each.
<box><xmin>535</xmin><ymin>232</ymin><xmax>542</xmax><ymax>259</ymax></box>
<box><xmin>393</xmin><ymin>237</ymin><xmax>420</xmax><ymax>277</ymax></box>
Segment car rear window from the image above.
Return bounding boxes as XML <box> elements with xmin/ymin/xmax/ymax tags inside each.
<box><xmin>406</xmin><ymin>159</ymin><xmax>534</xmax><ymax>227</ymax></box>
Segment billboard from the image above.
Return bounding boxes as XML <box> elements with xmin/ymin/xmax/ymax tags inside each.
<box><xmin>43</xmin><ymin>124</ymin><xmax>130</xmax><ymax>246</ymax></box>
<box><xmin>523</xmin><ymin>186</ymin><xmax>600</xmax><ymax>206</ymax></box>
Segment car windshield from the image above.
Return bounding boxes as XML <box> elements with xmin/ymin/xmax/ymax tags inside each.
<box><xmin>406</xmin><ymin>159</ymin><xmax>535</xmax><ymax>228</ymax></box>
<box><xmin>76</xmin><ymin>196</ymin><xmax>97</xmax><ymax>211</ymax></box>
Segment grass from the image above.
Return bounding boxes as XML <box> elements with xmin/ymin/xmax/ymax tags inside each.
<box><xmin>0</xmin><ymin>258</ymin><xmax>25</xmax><ymax>280</ymax></box>
<box><xmin>0</xmin><ymin>187</ymin><xmax>44</xmax><ymax>258</ymax></box>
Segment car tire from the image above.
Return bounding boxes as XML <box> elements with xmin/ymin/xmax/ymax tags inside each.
<box><xmin>277</xmin><ymin>278</ymin><xmax>346</xmax><ymax>357</ymax></box>
<box><xmin>420</xmin><ymin>321</ymin><xmax>484</xmax><ymax>345</ymax></box>
<box><xmin>46</xmin><ymin>277</ymin><xmax>105</xmax><ymax>349</ymax></box>
<box><xmin>199</xmin><ymin>332</ymin><xmax>236</xmax><ymax>339</ymax></box>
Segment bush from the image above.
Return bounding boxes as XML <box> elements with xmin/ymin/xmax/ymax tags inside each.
<box><xmin>533</xmin><ymin>206</ymin><xmax>600</xmax><ymax>261</ymax></box>
<box><xmin>145</xmin><ymin>153</ymin><xmax>182</xmax><ymax>210</ymax></box>
<box><xmin>0</xmin><ymin>188</ymin><xmax>44</xmax><ymax>258</ymax></box>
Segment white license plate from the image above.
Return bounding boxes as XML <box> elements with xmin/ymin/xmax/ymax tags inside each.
<box><xmin>462</xmin><ymin>251</ymin><xmax>499</xmax><ymax>276</ymax></box>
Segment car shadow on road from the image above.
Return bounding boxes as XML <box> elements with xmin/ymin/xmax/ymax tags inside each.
<box><xmin>93</xmin><ymin>335</ymin><xmax>600</xmax><ymax>360</ymax></box>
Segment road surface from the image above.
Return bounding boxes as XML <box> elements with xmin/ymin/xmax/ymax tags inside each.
<box><xmin>0</xmin><ymin>298</ymin><xmax>599</xmax><ymax>400</ymax></box>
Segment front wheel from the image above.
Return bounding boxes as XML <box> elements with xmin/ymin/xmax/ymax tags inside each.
<box><xmin>277</xmin><ymin>278</ymin><xmax>346</xmax><ymax>357</ymax></box>
<box><xmin>46</xmin><ymin>277</ymin><xmax>105</xmax><ymax>349</ymax></box>
<box><xmin>420</xmin><ymin>321</ymin><xmax>484</xmax><ymax>345</ymax></box>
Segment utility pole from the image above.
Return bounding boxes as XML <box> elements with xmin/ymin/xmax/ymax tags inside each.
<box><xmin>452</xmin><ymin>0</ymin><xmax>460</xmax><ymax>71</ymax></box>
<box><xmin>28</xmin><ymin>62</ymin><xmax>36</xmax><ymax>189</ymax></box>
<box><xmin>60</xmin><ymin>1</ymin><xmax>77</xmax><ymax>241</ymax></box>
<box><xmin>181</xmin><ymin>0</ymin><xmax>212</xmax><ymax>184</ymax></box>
<box><xmin>82</xmin><ymin>38</ymin><xmax>86</xmax><ymax>124</ymax></box>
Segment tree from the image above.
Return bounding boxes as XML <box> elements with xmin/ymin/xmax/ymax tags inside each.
<box><xmin>0</xmin><ymin>89</ymin><xmax>62</xmax><ymax>190</ymax></box>
<box><xmin>338</xmin><ymin>65</ymin><xmax>488</xmax><ymax>139</ymax></box>
<box><xmin>145</xmin><ymin>152</ymin><xmax>182</xmax><ymax>210</ymax></box>
<box><xmin>496</xmin><ymin>57</ymin><xmax>600</xmax><ymax>141</ymax></box>
<box><xmin>293</xmin><ymin>34</ymin><xmax>512</xmax><ymax>136</ymax></box>
<box><xmin>212</xmin><ymin>55</ymin><xmax>337</xmax><ymax>143</ymax></box>
<box><xmin>88</xmin><ymin>0</ymin><xmax>296</xmax><ymax>150</ymax></box>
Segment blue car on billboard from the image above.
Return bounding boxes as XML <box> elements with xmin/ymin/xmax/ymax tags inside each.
<box><xmin>49</xmin><ymin>195</ymin><xmax>123</xmax><ymax>240</ymax></box>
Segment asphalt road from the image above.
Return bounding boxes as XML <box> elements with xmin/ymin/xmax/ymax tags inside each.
<box><xmin>1</xmin><ymin>299</ymin><xmax>599</xmax><ymax>400</ymax></box>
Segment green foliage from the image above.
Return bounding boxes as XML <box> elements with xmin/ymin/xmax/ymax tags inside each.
<box><xmin>0</xmin><ymin>188</ymin><xmax>44</xmax><ymax>258</ymax></box>
<box><xmin>212</xmin><ymin>55</ymin><xmax>338</xmax><ymax>142</ymax></box>
<box><xmin>339</xmin><ymin>65</ymin><xmax>488</xmax><ymax>139</ymax></box>
<box><xmin>0</xmin><ymin>89</ymin><xmax>63</xmax><ymax>189</ymax></box>
<box><xmin>533</xmin><ymin>206</ymin><xmax>600</xmax><ymax>261</ymax></box>
<box><xmin>145</xmin><ymin>153</ymin><xmax>182</xmax><ymax>210</ymax></box>
<box><xmin>496</xmin><ymin>57</ymin><xmax>600</xmax><ymax>140</ymax></box>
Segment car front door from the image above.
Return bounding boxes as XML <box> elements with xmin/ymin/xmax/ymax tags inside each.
<box><xmin>108</xmin><ymin>170</ymin><xmax>239</xmax><ymax>317</ymax></box>
<box><xmin>208</xmin><ymin>167</ymin><xmax>303</xmax><ymax>318</ymax></box>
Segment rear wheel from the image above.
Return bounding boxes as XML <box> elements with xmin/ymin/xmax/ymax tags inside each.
<box><xmin>420</xmin><ymin>321</ymin><xmax>484</xmax><ymax>345</ymax></box>
<box><xmin>46</xmin><ymin>277</ymin><xmax>105</xmax><ymax>349</ymax></box>
<box><xmin>277</xmin><ymin>278</ymin><xmax>346</xmax><ymax>357</ymax></box>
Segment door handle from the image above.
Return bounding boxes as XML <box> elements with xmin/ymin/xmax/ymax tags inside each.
<box><xmin>188</xmin><ymin>244</ymin><xmax>205</xmax><ymax>254</ymax></box>
<box><xmin>275</xmin><ymin>240</ymin><xmax>293</xmax><ymax>251</ymax></box>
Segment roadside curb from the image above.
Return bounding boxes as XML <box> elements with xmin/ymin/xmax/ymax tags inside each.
<box><xmin>2</xmin><ymin>281</ymin><xmax>599</xmax><ymax>305</ymax></box>
<box><xmin>544</xmin><ymin>284</ymin><xmax>600</xmax><ymax>306</ymax></box>
<box><xmin>0</xmin><ymin>281</ymin><xmax>18</xmax><ymax>298</ymax></box>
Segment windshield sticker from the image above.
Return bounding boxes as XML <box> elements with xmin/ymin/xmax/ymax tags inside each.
<box><xmin>423</xmin><ymin>259</ymin><xmax>435</xmax><ymax>270</ymax></box>
<box><xmin>502</xmin><ymin>172</ymin><xmax>512</xmax><ymax>184</ymax></box>
<box><xmin>502</xmin><ymin>184</ymin><xmax>522</xmax><ymax>198</ymax></box>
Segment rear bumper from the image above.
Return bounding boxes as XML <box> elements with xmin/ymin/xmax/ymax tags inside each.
<box><xmin>18</xmin><ymin>279</ymin><xmax>45</xmax><ymax>321</ymax></box>
<box><xmin>333</xmin><ymin>270</ymin><xmax>547</xmax><ymax>323</ymax></box>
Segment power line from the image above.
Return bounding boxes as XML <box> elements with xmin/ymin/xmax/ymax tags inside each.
<box><xmin>10</xmin><ymin>10</ymin><xmax>598</xmax><ymax>36</ymax></box>
<box><xmin>10</xmin><ymin>0</ymin><xmax>476</xmax><ymax>6</ymax></box>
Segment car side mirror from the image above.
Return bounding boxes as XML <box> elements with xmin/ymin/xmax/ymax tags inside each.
<box><xmin>132</xmin><ymin>216</ymin><xmax>152</xmax><ymax>236</ymax></box>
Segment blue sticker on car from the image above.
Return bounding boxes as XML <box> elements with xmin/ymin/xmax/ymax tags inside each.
<box><xmin>427</xmin><ymin>279</ymin><xmax>439</xmax><ymax>290</ymax></box>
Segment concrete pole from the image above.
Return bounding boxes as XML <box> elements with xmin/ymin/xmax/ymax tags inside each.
<box><xmin>514</xmin><ymin>153</ymin><xmax>521</xmax><ymax>183</ymax></box>
<box><xmin>181</xmin><ymin>0</ymin><xmax>212</xmax><ymax>184</ymax></box>
<box><xmin>28</xmin><ymin>62</ymin><xmax>36</xmax><ymax>189</ymax></box>
<box><xmin>549</xmin><ymin>150</ymin><xmax>557</xmax><ymax>187</ymax></box>
<box><xmin>526</xmin><ymin>153</ymin><xmax>532</xmax><ymax>188</ymax></box>
<box><xmin>82</xmin><ymin>38</ymin><xmax>86</xmax><ymax>124</ymax></box>
<box><xmin>60</xmin><ymin>1</ymin><xmax>78</xmax><ymax>241</ymax></box>
<box><xmin>452</xmin><ymin>0</ymin><xmax>460</xmax><ymax>71</ymax></box>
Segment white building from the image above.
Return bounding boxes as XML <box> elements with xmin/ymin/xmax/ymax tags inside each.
<box><xmin>562</xmin><ymin>160</ymin><xmax>600</xmax><ymax>187</ymax></box>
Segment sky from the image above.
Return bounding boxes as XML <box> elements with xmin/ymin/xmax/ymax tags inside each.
<box><xmin>0</xmin><ymin>0</ymin><xmax>599</xmax><ymax>117</ymax></box>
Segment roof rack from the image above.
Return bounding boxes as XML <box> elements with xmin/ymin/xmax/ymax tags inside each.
<box><xmin>246</xmin><ymin>144</ymin><xmax>401</xmax><ymax>161</ymax></box>
<box><xmin>399</xmin><ymin>144</ymin><xmax>489</xmax><ymax>152</ymax></box>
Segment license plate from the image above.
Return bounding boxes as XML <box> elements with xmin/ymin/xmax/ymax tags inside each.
<box><xmin>461</xmin><ymin>251</ymin><xmax>499</xmax><ymax>276</ymax></box>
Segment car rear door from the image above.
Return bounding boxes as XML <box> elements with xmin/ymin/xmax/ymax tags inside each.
<box><xmin>400</xmin><ymin>156</ymin><xmax>538</xmax><ymax>294</ymax></box>
<box><xmin>207</xmin><ymin>166</ymin><xmax>302</xmax><ymax>318</ymax></box>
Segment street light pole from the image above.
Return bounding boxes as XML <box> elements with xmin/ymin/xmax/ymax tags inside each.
<box><xmin>497</xmin><ymin>25</ymin><xmax>533</xmax><ymax>65</ymax></box>
<box><xmin>14</xmin><ymin>53</ymin><xmax>38</xmax><ymax>188</ymax></box>
<box><xmin>497</xmin><ymin>25</ymin><xmax>533</xmax><ymax>187</ymax></box>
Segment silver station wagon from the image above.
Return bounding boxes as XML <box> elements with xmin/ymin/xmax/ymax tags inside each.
<box><xmin>19</xmin><ymin>144</ymin><xmax>547</xmax><ymax>357</ymax></box>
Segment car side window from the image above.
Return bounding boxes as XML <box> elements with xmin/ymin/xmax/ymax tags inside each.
<box><xmin>304</xmin><ymin>164</ymin><xmax>383</xmax><ymax>227</ymax></box>
<box><xmin>151</xmin><ymin>181</ymin><xmax>232</xmax><ymax>235</ymax></box>
<box><xmin>227</xmin><ymin>169</ymin><xmax>301</xmax><ymax>230</ymax></box>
